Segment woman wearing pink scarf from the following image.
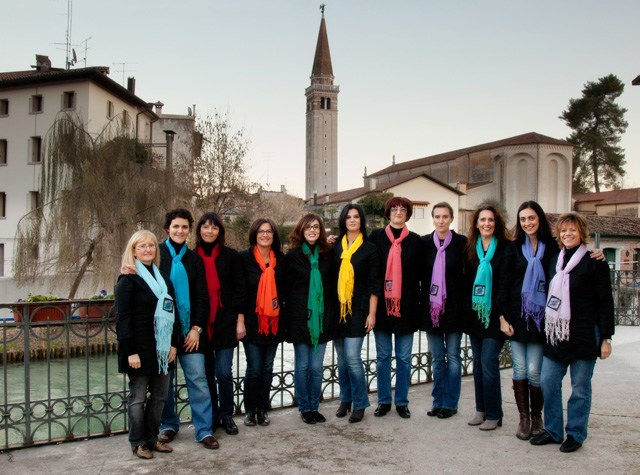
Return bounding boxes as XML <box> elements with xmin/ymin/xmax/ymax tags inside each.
<box><xmin>369</xmin><ymin>197</ymin><xmax>423</xmax><ymax>419</ymax></box>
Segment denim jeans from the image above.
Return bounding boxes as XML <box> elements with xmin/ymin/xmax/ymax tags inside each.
<box><xmin>294</xmin><ymin>343</ymin><xmax>327</xmax><ymax>413</ymax></box>
<box><xmin>334</xmin><ymin>336</ymin><xmax>370</xmax><ymax>410</ymax></box>
<box><xmin>243</xmin><ymin>342</ymin><xmax>279</xmax><ymax>413</ymax></box>
<box><xmin>541</xmin><ymin>356</ymin><xmax>596</xmax><ymax>444</ymax></box>
<box><xmin>160</xmin><ymin>352</ymin><xmax>214</xmax><ymax>441</ymax></box>
<box><xmin>128</xmin><ymin>373</ymin><xmax>169</xmax><ymax>449</ymax></box>
<box><xmin>374</xmin><ymin>330</ymin><xmax>414</xmax><ymax>407</ymax></box>
<box><xmin>470</xmin><ymin>336</ymin><xmax>504</xmax><ymax>420</ymax></box>
<box><xmin>204</xmin><ymin>347</ymin><xmax>235</xmax><ymax>425</ymax></box>
<box><xmin>427</xmin><ymin>331</ymin><xmax>462</xmax><ymax>410</ymax></box>
<box><xmin>510</xmin><ymin>341</ymin><xmax>544</xmax><ymax>386</ymax></box>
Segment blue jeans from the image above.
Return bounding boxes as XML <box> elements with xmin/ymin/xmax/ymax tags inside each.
<box><xmin>334</xmin><ymin>337</ymin><xmax>370</xmax><ymax>410</ymax></box>
<box><xmin>127</xmin><ymin>373</ymin><xmax>169</xmax><ymax>449</ymax></box>
<box><xmin>541</xmin><ymin>356</ymin><xmax>596</xmax><ymax>444</ymax></box>
<box><xmin>510</xmin><ymin>341</ymin><xmax>543</xmax><ymax>386</ymax></box>
<box><xmin>470</xmin><ymin>336</ymin><xmax>504</xmax><ymax>420</ymax></box>
<box><xmin>294</xmin><ymin>343</ymin><xmax>327</xmax><ymax>413</ymax></box>
<box><xmin>205</xmin><ymin>347</ymin><xmax>235</xmax><ymax>425</ymax></box>
<box><xmin>374</xmin><ymin>330</ymin><xmax>414</xmax><ymax>407</ymax></box>
<box><xmin>161</xmin><ymin>352</ymin><xmax>214</xmax><ymax>441</ymax></box>
<box><xmin>243</xmin><ymin>342</ymin><xmax>279</xmax><ymax>413</ymax></box>
<box><xmin>427</xmin><ymin>332</ymin><xmax>462</xmax><ymax>410</ymax></box>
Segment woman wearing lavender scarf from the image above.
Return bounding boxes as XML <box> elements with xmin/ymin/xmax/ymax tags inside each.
<box><xmin>530</xmin><ymin>213</ymin><xmax>613</xmax><ymax>453</ymax></box>
<box><xmin>420</xmin><ymin>202</ymin><xmax>467</xmax><ymax>420</ymax></box>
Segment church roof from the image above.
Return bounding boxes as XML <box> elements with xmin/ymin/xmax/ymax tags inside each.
<box><xmin>368</xmin><ymin>132</ymin><xmax>570</xmax><ymax>178</ymax></box>
<box><xmin>311</xmin><ymin>14</ymin><xmax>333</xmax><ymax>77</ymax></box>
<box><xmin>547</xmin><ymin>213</ymin><xmax>640</xmax><ymax>238</ymax></box>
<box><xmin>573</xmin><ymin>188</ymin><xmax>640</xmax><ymax>206</ymax></box>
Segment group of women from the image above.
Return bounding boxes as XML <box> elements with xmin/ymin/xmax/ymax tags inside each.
<box><xmin>115</xmin><ymin>197</ymin><xmax>614</xmax><ymax>459</ymax></box>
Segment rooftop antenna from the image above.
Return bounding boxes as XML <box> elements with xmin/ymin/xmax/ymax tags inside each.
<box><xmin>65</xmin><ymin>0</ymin><xmax>73</xmax><ymax>69</ymax></box>
<box><xmin>112</xmin><ymin>62</ymin><xmax>137</xmax><ymax>86</ymax></box>
<box><xmin>77</xmin><ymin>36</ymin><xmax>92</xmax><ymax>67</ymax></box>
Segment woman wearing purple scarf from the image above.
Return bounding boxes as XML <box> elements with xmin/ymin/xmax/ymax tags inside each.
<box><xmin>420</xmin><ymin>202</ymin><xmax>467</xmax><ymax>420</ymax></box>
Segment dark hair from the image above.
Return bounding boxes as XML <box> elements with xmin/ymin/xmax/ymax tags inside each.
<box><xmin>384</xmin><ymin>196</ymin><xmax>413</xmax><ymax>220</ymax></box>
<box><xmin>195</xmin><ymin>212</ymin><xmax>226</xmax><ymax>247</ymax></box>
<box><xmin>338</xmin><ymin>203</ymin><xmax>368</xmax><ymax>240</ymax></box>
<box><xmin>431</xmin><ymin>201</ymin><xmax>454</xmax><ymax>219</ymax></box>
<box><xmin>164</xmin><ymin>208</ymin><xmax>194</xmax><ymax>231</ymax></box>
<box><xmin>289</xmin><ymin>213</ymin><xmax>331</xmax><ymax>255</ymax></box>
<box><xmin>554</xmin><ymin>212</ymin><xmax>590</xmax><ymax>248</ymax></box>
<box><xmin>515</xmin><ymin>200</ymin><xmax>553</xmax><ymax>246</ymax></box>
<box><xmin>465</xmin><ymin>204</ymin><xmax>510</xmax><ymax>265</ymax></box>
<box><xmin>248</xmin><ymin>218</ymin><xmax>282</xmax><ymax>252</ymax></box>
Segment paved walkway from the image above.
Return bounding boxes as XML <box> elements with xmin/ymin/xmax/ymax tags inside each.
<box><xmin>2</xmin><ymin>327</ymin><xmax>639</xmax><ymax>475</ymax></box>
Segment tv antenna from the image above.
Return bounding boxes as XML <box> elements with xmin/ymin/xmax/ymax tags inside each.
<box><xmin>112</xmin><ymin>62</ymin><xmax>138</xmax><ymax>85</ymax></box>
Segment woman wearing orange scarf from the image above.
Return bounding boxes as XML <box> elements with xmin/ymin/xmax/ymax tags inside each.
<box><xmin>238</xmin><ymin>218</ymin><xmax>285</xmax><ymax>427</ymax></box>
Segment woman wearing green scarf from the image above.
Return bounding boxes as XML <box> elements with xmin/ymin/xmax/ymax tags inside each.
<box><xmin>463</xmin><ymin>205</ymin><xmax>510</xmax><ymax>431</ymax></box>
<box><xmin>284</xmin><ymin>213</ymin><xmax>336</xmax><ymax>424</ymax></box>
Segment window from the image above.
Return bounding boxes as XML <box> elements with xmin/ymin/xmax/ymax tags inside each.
<box><xmin>30</xmin><ymin>95</ymin><xmax>43</xmax><ymax>113</ymax></box>
<box><xmin>62</xmin><ymin>91</ymin><xmax>76</xmax><ymax>110</ymax></box>
<box><xmin>0</xmin><ymin>192</ymin><xmax>5</xmax><ymax>218</ymax></box>
<box><xmin>29</xmin><ymin>191</ymin><xmax>40</xmax><ymax>212</ymax></box>
<box><xmin>122</xmin><ymin>109</ymin><xmax>129</xmax><ymax>128</ymax></box>
<box><xmin>414</xmin><ymin>207</ymin><xmax>425</xmax><ymax>219</ymax></box>
<box><xmin>0</xmin><ymin>139</ymin><xmax>6</xmax><ymax>165</ymax></box>
<box><xmin>107</xmin><ymin>100</ymin><xmax>114</xmax><ymax>119</ymax></box>
<box><xmin>29</xmin><ymin>136</ymin><xmax>42</xmax><ymax>163</ymax></box>
<box><xmin>0</xmin><ymin>243</ymin><xmax>4</xmax><ymax>277</ymax></box>
<box><xmin>0</xmin><ymin>99</ymin><xmax>8</xmax><ymax>116</ymax></box>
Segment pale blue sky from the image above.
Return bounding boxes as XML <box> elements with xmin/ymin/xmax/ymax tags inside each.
<box><xmin>3</xmin><ymin>0</ymin><xmax>640</xmax><ymax>198</ymax></box>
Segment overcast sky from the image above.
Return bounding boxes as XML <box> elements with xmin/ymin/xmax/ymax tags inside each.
<box><xmin>3</xmin><ymin>0</ymin><xmax>640</xmax><ymax>198</ymax></box>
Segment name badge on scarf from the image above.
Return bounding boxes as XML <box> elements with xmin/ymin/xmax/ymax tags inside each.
<box><xmin>272</xmin><ymin>298</ymin><xmax>279</xmax><ymax>310</ymax></box>
<box><xmin>536</xmin><ymin>280</ymin><xmax>546</xmax><ymax>293</ymax></box>
<box><xmin>385</xmin><ymin>280</ymin><xmax>393</xmax><ymax>291</ymax></box>
<box><xmin>163</xmin><ymin>297</ymin><xmax>174</xmax><ymax>312</ymax></box>
<box><xmin>430</xmin><ymin>284</ymin><xmax>439</xmax><ymax>296</ymax></box>
<box><xmin>473</xmin><ymin>284</ymin><xmax>486</xmax><ymax>297</ymax></box>
<box><xmin>547</xmin><ymin>296</ymin><xmax>561</xmax><ymax>311</ymax></box>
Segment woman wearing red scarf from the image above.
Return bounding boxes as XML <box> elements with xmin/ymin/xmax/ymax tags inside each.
<box><xmin>196</xmin><ymin>212</ymin><xmax>247</xmax><ymax>437</ymax></box>
<box><xmin>369</xmin><ymin>197</ymin><xmax>423</xmax><ymax>419</ymax></box>
<box><xmin>238</xmin><ymin>218</ymin><xmax>285</xmax><ymax>427</ymax></box>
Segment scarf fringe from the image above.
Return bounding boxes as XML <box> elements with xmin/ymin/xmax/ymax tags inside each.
<box><xmin>472</xmin><ymin>302</ymin><xmax>491</xmax><ymax>329</ymax></box>
<box><xmin>430</xmin><ymin>303</ymin><xmax>445</xmax><ymax>327</ymax></box>
<box><xmin>521</xmin><ymin>300</ymin><xmax>545</xmax><ymax>332</ymax></box>
<box><xmin>339</xmin><ymin>301</ymin><xmax>352</xmax><ymax>323</ymax></box>
<box><xmin>545</xmin><ymin>318</ymin><xmax>570</xmax><ymax>346</ymax></box>
<box><xmin>386</xmin><ymin>297</ymin><xmax>401</xmax><ymax>317</ymax></box>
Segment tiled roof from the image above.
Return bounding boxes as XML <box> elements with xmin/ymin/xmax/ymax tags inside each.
<box><xmin>311</xmin><ymin>15</ymin><xmax>333</xmax><ymax>77</ymax></box>
<box><xmin>308</xmin><ymin>187</ymin><xmax>367</xmax><ymax>205</ymax></box>
<box><xmin>547</xmin><ymin>213</ymin><xmax>640</xmax><ymax>238</ymax></box>
<box><xmin>573</xmin><ymin>188</ymin><xmax>640</xmax><ymax>206</ymax></box>
<box><xmin>369</xmin><ymin>132</ymin><xmax>570</xmax><ymax>178</ymax></box>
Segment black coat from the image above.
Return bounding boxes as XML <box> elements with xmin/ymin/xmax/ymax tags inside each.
<box><xmin>420</xmin><ymin>231</ymin><xmax>467</xmax><ymax>334</ymax></box>
<box><xmin>159</xmin><ymin>240</ymin><xmax>210</xmax><ymax>355</ymax></box>
<box><xmin>283</xmin><ymin>246</ymin><xmax>337</xmax><ymax>345</ymax></box>
<box><xmin>115</xmin><ymin>271</ymin><xmax>179</xmax><ymax>376</ymax></box>
<box><xmin>543</xmin><ymin>248</ymin><xmax>615</xmax><ymax>362</ymax></box>
<box><xmin>332</xmin><ymin>239</ymin><xmax>382</xmax><ymax>338</ymax></box>
<box><xmin>501</xmin><ymin>239</ymin><xmax>559</xmax><ymax>344</ymax></box>
<box><xmin>239</xmin><ymin>247</ymin><xmax>286</xmax><ymax>346</ymax></box>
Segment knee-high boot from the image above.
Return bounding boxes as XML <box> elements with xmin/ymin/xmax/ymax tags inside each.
<box><xmin>529</xmin><ymin>384</ymin><xmax>544</xmax><ymax>437</ymax></box>
<box><xmin>513</xmin><ymin>379</ymin><xmax>531</xmax><ymax>440</ymax></box>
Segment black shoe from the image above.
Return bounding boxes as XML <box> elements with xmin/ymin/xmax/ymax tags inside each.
<box><xmin>427</xmin><ymin>407</ymin><xmax>442</xmax><ymax>417</ymax></box>
<box><xmin>221</xmin><ymin>417</ymin><xmax>239</xmax><ymax>435</ymax></box>
<box><xmin>158</xmin><ymin>429</ymin><xmax>177</xmax><ymax>444</ymax></box>
<box><xmin>336</xmin><ymin>402</ymin><xmax>352</xmax><ymax>418</ymax></box>
<box><xmin>530</xmin><ymin>431</ymin><xmax>561</xmax><ymax>446</ymax></box>
<box><xmin>396</xmin><ymin>406</ymin><xmax>411</xmax><ymax>419</ymax></box>
<box><xmin>374</xmin><ymin>403</ymin><xmax>392</xmax><ymax>417</ymax></box>
<box><xmin>437</xmin><ymin>409</ymin><xmax>458</xmax><ymax>419</ymax></box>
<box><xmin>244</xmin><ymin>411</ymin><xmax>257</xmax><ymax>427</ymax></box>
<box><xmin>313</xmin><ymin>411</ymin><xmax>326</xmax><ymax>423</ymax></box>
<box><xmin>349</xmin><ymin>409</ymin><xmax>365</xmax><ymax>423</ymax></box>
<box><xmin>559</xmin><ymin>435</ymin><xmax>582</xmax><ymax>453</ymax></box>
<box><xmin>257</xmin><ymin>410</ymin><xmax>270</xmax><ymax>426</ymax></box>
<box><xmin>301</xmin><ymin>411</ymin><xmax>316</xmax><ymax>424</ymax></box>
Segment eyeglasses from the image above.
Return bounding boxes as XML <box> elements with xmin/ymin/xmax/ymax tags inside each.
<box><xmin>257</xmin><ymin>230</ymin><xmax>274</xmax><ymax>235</ymax></box>
<box><xmin>304</xmin><ymin>224</ymin><xmax>321</xmax><ymax>231</ymax></box>
<box><xmin>135</xmin><ymin>243</ymin><xmax>156</xmax><ymax>250</ymax></box>
<box><xmin>390</xmin><ymin>207</ymin><xmax>407</xmax><ymax>214</ymax></box>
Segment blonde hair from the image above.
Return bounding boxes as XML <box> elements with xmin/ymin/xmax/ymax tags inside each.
<box><xmin>554</xmin><ymin>212</ymin><xmax>590</xmax><ymax>248</ymax></box>
<box><xmin>121</xmin><ymin>230</ymin><xmax>160</xmax><ymax>269</ymax></box>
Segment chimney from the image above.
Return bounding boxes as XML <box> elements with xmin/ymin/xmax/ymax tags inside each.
<box><xmin>34</xmin><ymin>55</ymin><xmax>51</xmax><ymax>72</ymax></box>
<box><xmin>280</xmin><ymin>185</ymin><xmax>286</xmax><ymax>193</ymax></box>
<box><xmin>127</xmin><ymin>77</ymin><xmax>136</xmax><ymax>94</ymax></box>
<box><xmin>154</xmin><ymin>101</ymin><xmax>164</xmax><ymax>115</ymax></box>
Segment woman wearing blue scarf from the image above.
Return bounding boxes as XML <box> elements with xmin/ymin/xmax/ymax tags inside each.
<box><xmin>116</xmin><ymin>230</ymin><xmax>178</xmax><ymax>459</ymax></box>
<box><xmin>463</xmin><ymin>204</ymin><xmax>510</xmax><ymax>431</ymax></box>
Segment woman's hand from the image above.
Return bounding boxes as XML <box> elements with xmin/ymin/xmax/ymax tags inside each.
<box><xmin>591</xmin><ymin>249</ymin><xmax>606</xmax><ymax>262</ymax></box>
<box><xmin>128</xmin><ymin>353</ymin><xmax>141</xmax><ymax>369</ymax></box>
<box><xmin>121</xmin><ymin>264</ymin><xmax>137</xmax><ymax>275</ymax></box>
<box><xmin>499</xmin><ymin>316</ymin><xmax>514</xmax><ymax>337</ymax></box>
<box><xmin>327</xmin><ymin>234</ymin><xmax>338</xmax><ymax>245</ymax></box>
<box><xmin>168</xmin><ymin>346</ymin><xmax>177</xmax><ymax>363</ymax></box>
<box><xmin>236</xmin><ymin>315</ymin><xmax>247</xmax><ymax>340</ymax></box>
<box><xmin>183</xmin><ymin>329</ymin><xmax>200</xmax><ymax>352</ymax></box>
<box><xmin>365</xmin><ymin>313</ymin><xmax>376</xmax><ymax>333</ymax></box>
<box><xmin>601</xmin><ymin>340</ymin><xmax>612</xmax><ymax>359</ymax></box>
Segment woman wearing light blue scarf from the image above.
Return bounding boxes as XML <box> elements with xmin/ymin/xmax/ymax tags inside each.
<box><xmin>116</xmin><ymin>230</ymin><xmax>177</xmax><ymax>459</ymax></box>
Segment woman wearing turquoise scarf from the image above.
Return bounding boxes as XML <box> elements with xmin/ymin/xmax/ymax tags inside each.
<box><xmin>116</xmin><ymin>230</ymin><xmax>178</xmax><ymax>459</ymax></box>
<box><xmin>284</xmin><ymin>213</ymin><xmax>337</xmax><ymax>424</ymax></box>
<box><xmin>463</xmin><ymin>204</ymin><xmax>510</xmax><ymax>431</ymax></box>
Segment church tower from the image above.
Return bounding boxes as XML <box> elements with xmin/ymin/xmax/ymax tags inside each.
<box><xmin>305</xmin><ymin>7</ymin><xmax>339</xmax><ymax>200</ymax></box>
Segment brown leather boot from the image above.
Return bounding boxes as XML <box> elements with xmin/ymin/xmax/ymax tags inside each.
<box><xmin>529</xmin><ymin>384</ymin><xmax>544</xmax><ymax>437</ymax></box>
<box><xmin>513</xmin><ymin>379</ymin><xmax>531</xmax><ymax>440</ymax></box>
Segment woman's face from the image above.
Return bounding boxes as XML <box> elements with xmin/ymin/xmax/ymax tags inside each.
<box><xmin>345</xmin><ymin>209</ymin><xmax>361</xmax><ymax>233</ymax></box>
<box><xmin>303</xmin><ymin>219</ymin><xmax>321</xmax><ymax>245</ymax></box>
<box><xmin>256</xmin><ymin>223</ymin><xmax>274</xmax><ymax>249</ymax></box>
<box><xmin>559</xmin><ymin>222</ymin><xmax>582</xmax><ymax>249</ymax></box>
<box><xmin>518</xmin><ymin>208</ymin><xmax>540</xmax><ymax>238</ymax></box>
<box><xmin>476</xmin><ymin>209</ymin><xmax>496</xmax><ymax>239</ymax></box>
<box><xmin>168</xmin><ymin>217</ymin><xmax>190</xmax><ymax>245</ymax></box>
<box><xmin>432</xmin><ymin>207</ymin><xmax>453</xmax><ymax>235</ymax></box>
<box><xmin>200</xmin><ymin>220</ymin><xmax>220</xmax><ymax>244</ymax></box>
<box><xmin>134</xmin><ymin>239</ymin><xmax>157</xmax><ymax>266</ymax></box>
<box><xmin>389</xmin><ymin>204</ymin><xmax>407</xmax><ymax>227</ymax></box>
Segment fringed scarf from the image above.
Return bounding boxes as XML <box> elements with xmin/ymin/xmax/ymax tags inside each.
<box><xmin>338</xmin><ymin>233</ymin><xmax>363</xmax><ymax>322</ymax></box>
<box><xmin>135</xmin><ymin>260</ymin><xmax>175</xmax><ymax>374</ymax></box>
<box><xmin>384</xmin><ymin>225</ymin><xmax>410</xmax><ymax>317</ymax></box>
<box><xmin>521</xmin><ymin>237</ymin><xmax>547</xmax><ymax>331</ymax></box>
<box><xmin>545</xmin><ymin>244</ymin><xmax>588</xmax><ymax>346</ymax></box>
<box><xmin>254</xmin><ymin>246</ymin><xmax>280</xmax><ymax>335</ymax></box>
<box><xmin>197</xmin><ymin>244</ymin><xmax>222</xmax><ymax>340</ymax></box>
<box><xmin>303</xmin><ymin>243</ymin><xmax>324</xmax><ymax>350</ymax></box>
<box><xmin>472</xmin><ymin>237</ymin><xmax>497</xmax><ymax>328</ymax></box>
<box><xmin>429</xmin><ymin>230</ymin><xmax>452</xmax><ymax>327</ymax></box>
<box><xmin>165</xmin><ymin>240</ymin><xmax>191</xmax><ymax>337</ymax></box>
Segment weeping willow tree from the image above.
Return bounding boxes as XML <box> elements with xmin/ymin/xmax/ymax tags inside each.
<box><xmin>13</xmin><ymin>112</ymin><xmax>173</xmax><ymax>298</ymax></box>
